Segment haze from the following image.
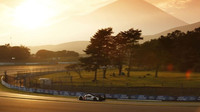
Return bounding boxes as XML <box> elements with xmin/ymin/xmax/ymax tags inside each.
<box><xmin>0</xmin><ymin>0</ymin><xmax>199</xmax><ymax>46</ymax></box>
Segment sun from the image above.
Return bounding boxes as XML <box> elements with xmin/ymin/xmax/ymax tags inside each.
<box><xmin>13</xmin><ymin>0</ymin><xmax>54</xmax><ymax>29</ymax></box>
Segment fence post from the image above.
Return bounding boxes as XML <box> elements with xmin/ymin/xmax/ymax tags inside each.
<box><xmin>70</xmin><ymin>76</ymin><xmax>73</xmax><ymax>83</ymax></box>
<box><xmin>4</xmin><ymin>71</ymin><xmax>7</xmax><ymax>83</ymax></box>
<box><xmin>161</xmin><ymin>82</ymin><xmax>164</xmax><ymax>87</ymax></box>
<box><xmin>126</xmin><ymin>83</ymin><xmax>129</xmax><ymax>87</ymax></box>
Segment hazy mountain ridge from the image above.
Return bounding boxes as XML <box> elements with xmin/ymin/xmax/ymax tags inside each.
<box><xmin>29</xmin><ymin>41</ymin><xmax>90</xmax><ymax>54</ymax></box>
<box><xmin>143</xmin><ymin>21</ymin><xmax>200</xmax><ymax>42</ymax></box>
<box><xmin>71</xmin><ymin>0</ymin><xmax>187</xmax><ymax>35</ymax></box>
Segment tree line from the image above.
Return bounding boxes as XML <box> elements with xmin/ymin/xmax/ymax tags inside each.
<box><xmin>0</xmin><ymin>44</ymin><xmax>30</xmax><ymax>61</ymax></box>
<box><xmin>0</xmin><ymin>44</ymin><xmax>79</xmax><ymax>61</ymax></box>
<box><xmin>80</xmin><ymin>27</ymin><xmax>200</xmax><ymax>81</ymax></box>
<box><xmin>135</xmin><ymin>27</ymin><xmax>200</xmax><ymax>76</ymax></box>
<box><xmin>35</xmin><ymin>50</ymin><xmax>79</xmax><ymax>59</ymax></box>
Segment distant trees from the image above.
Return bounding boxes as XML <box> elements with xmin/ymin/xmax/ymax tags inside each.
<box><xmin>170</xmin><ymin>28</ymin><xmax>200</xmax><ymax>72</ymax></box>
<box><xmin>35</xmin><ymin>50</ymin><xmax>54</xmax><ymax>59</ymax></box>
<box><xmin>36</xmin><ymin>50</ymin><xmax>79</xmax><ymax>59</ymax></box>
<box><xmin>0</xmin><ymin>44</ymin><xmax>10</xmax><ymax>60</ymax></box>
<box><xmin>0</xmin><ymin>44</ymin><xmax>30</xmax><ymax>61</ymax></box>
<box><xmin>10</xmin><ymin>46</ymin><xmax>30</xmax><ymax>60</ymax></box>
<box><xmin>134</xmin><ymin>27</ymin><xmax>200</xmax><ymax>77</ymax></box>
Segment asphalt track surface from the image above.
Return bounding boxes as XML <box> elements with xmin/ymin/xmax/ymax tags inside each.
<box><xmin>1</xmin><ymin>92</ymin><xmax>200</xmax><ymax>112</ymax></box>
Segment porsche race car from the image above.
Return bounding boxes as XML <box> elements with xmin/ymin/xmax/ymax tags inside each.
<box><xmin>78</xmin><ymin>93</ymin><xmax>106</xmax><ymax>101</ymax></box>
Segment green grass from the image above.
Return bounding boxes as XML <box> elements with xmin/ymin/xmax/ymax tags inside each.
<box><xmin>33</xmin><ymin>69</ymin><xmax>200</xmax><ymax>88</ymax></box>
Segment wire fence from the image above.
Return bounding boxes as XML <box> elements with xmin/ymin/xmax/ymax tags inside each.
<box><xmin>3</xmin><ymin>67</ymin><xmax>200</xmax><ymax>93</ymax></box>
<box><xmin>4</xmin><ymin>74</ymin><xmax>200</xmax><ymax>90</ymax></box>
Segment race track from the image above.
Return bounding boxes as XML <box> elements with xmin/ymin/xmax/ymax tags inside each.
<box><xmin>0</xmin><ymin>91</ymin><xmax>200</xmax><ymax>112</ymax></box>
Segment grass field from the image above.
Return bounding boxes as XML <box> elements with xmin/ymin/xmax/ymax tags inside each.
<box><xmin>34</xmin><ymin>69</ymin><xmax>200</xmax><ymax>88</ymax></box>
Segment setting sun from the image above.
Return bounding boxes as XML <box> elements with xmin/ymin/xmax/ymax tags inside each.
<box><xmin>13</xmin><ymin>0</ymin><xmax>55</xmax><ymax>29</ymax></box>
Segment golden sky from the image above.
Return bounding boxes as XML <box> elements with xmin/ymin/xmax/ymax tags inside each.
<box><xmin>145</xmin><ymin>0</ymin><xmax>200</xmax><ymax>23</ymax></box>
<box><xmin>0</xmin><ymin>0</ymin><xmax>199</xmax><ymax>46</ymax></box>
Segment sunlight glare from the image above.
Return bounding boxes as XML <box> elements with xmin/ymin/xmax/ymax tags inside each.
<box><xmin>13</xmin><ymin>0</ymin><xmax>55</xmax><ymax>29</ymax></box>
<box><xmin>186</xmin><ymin>70</ymin><xmax>192</xmax><ymax>80</ymax></box>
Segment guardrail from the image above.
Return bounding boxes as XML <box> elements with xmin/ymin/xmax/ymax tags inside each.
<box><xmin>1</xmin><ymin>76</ymin><xmax>200</xmax><ymax>102</ymax></box>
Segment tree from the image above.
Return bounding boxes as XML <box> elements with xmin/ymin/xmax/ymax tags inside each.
<box><xmin>111</xmin><ymin>33</ymin><xmax>127</xmax><ymax>76</ymax></box>
<box><xmin>0</xmin><ymin>44</ymin><xmax>10</xmax><ymax>61</ymax></box>
<box><xmin>65</xmin><ymin>51</ymin><xmax>79</xmax><ymax>57</ymax></box>
<box><xmin>80</xmin><ymin>28</ymin><xmax>113</xmax><ymax>81</ymax></box>
<box><xmin>120</xmin><ymin>28</ymin><xmax>143</xmax><ymax>77</ymax></box>
<box><xmin>10</xmin><ymin>46</ymin><xmax>30</xmax><ymax>60</ymax></box>
<box><xmin>134</xmin><ymin>27</ymin><xmax>200</xmax><ymax>75</ymax></box>
<box><xmin>36</xmin><ymin>50</ymin><xmax>79</xmax><ymax>59</ymax></box>
<box><xmin>79</xmin><ymin>56</ymin><xmax>99</xmax><ymax>81</ymax></box>
<box><xmin>142</xmin><ymin>39</ymin><xmax>163</xmax><ymax>78</ymax></box>
<box><xmin>171</xmin><ymin>29</ymin><xmax>200</xmax><ymax>71</ymax></box>
<box><xmin>135</xmin><ymin>30</ymin><xmax>185</xmax><ymax>77</ymax></box>
<box><xmin>65</xmin><ymin>64</ymin><xmax>83</xmax><ymax>78</ymax></box>
<box><xmin>36</xmin><ymin>50</ymin><xmax>55</xmax><ymax>59</ymax></box>
<box><xmin>112</xmin><ymin>28</ymin><xmax>143</xmax><ymax>77</ymax></box>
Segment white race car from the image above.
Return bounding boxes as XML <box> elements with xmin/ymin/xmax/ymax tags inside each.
<box><xmin>78</xmin><ymin>94</ymin><xmax>106</xmax><ymax>101</ymax></box>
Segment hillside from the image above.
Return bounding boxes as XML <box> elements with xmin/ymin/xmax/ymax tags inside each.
<box><xmin>29</xmin><ymin>41</ymin><xmax>90</xmax><ymax>54</ymax></box>
<box><xmin>71</xmin><ymin>0</ymin><xmax>187</xmax><ymax>35</ymax></box>
<box><xmin>143</xmin><ymin>21</ymin><xmax>200</xmax><ymax>42</ymax></box>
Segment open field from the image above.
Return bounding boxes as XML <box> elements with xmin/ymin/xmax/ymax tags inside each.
<box><xmin>2</xmin><ymin>65</ymin><xmax>200</xmax><ymax>96</ymax></box>
<box><xmin>35</xmin><ymin>70</ymin><xmax>200</xmax><ymax>88</ymax></box>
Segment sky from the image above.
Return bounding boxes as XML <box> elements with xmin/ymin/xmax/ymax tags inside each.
<box><xmin>0</xmin><ymin>0</ymin><xmax>199</xmax><ymax>46</ymax></box>
<box><xmin>145</xmin><ymin>0</ymin><xmax>200</xmax><ymax>23</ymax></box>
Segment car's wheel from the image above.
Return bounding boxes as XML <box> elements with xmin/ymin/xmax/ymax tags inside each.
<box><xmin>99</xmin><ymin>97</ymin><xmax>103</xmax><ymax>101</ymax></box>
<box><xmin>93</xmin><ymin>97</ymin><xmax>97</xmax><ymax>101</ymax></box>
<box><xmin>79</xmin><ymin>96</ymin><xmax>83</xmax><ymax>100</ymax></box>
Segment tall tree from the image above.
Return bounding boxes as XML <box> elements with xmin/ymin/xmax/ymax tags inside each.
<box><xmin>80</xmin><ymin>28</ymin><xmax>113</xmax><ymax>81</ymax></box>
<box><xmin>116</xmin><ymin>28</ymin><xmax>143</xmax><ymax>77</ymax></box>
<box><xmin>111</xmin><ymin>33</ymin><xmax>128</xmax><ymax>76</ymax></box>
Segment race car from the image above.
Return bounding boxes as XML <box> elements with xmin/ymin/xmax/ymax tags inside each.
<box><xmin>78</xmin><ymin>93</ymin><xmax>106</xmax><ymax>101</ymax></box>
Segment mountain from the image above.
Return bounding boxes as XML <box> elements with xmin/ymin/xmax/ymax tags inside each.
<box><xmin>143</xmin><ymin>21</ymin><xmax>200</xmax><ymax>42</ymax></box>
<box><xmin>16</xmin><ymin>0</ymin><xmax>188</xmax><ymax>46</ymax></box>
<box><xmin>70</xmin><ymin>0</ymin><xmax>187</xmax><ymax>35</ymax></box>
<box><xmin>29</xmin><ymin>41</ymin><xmax>90</xmax><ymax>54</ymax></box>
